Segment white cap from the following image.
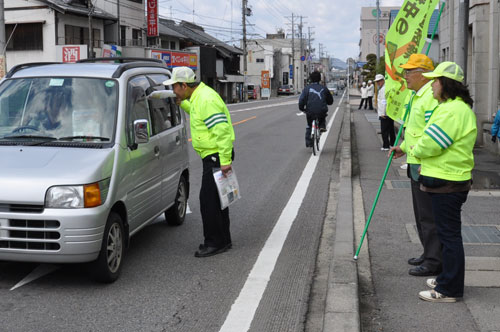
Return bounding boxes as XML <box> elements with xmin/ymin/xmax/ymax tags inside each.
<box><xmin>362</xmin><ymin>81</ymin><xmax>366</xmax><ymax>86</ymax></box>
<box><xmin>163</xmin><ymin>66</ymin><xmax>197</xmax><ymax>85</ymax></box>
<box><xmin>368</xmin><ymin>80</ymin><xmax>372</xmax><ymax>83</ymax></box>
<box><xmin>374</xmin><ymin>74</ymin><xmax>385</xmax><ymax>82</ymax></box>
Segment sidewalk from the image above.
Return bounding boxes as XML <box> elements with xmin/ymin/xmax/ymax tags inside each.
<box><xmin>349</xmin><ymin>91</ymin><xmax>500</xmax><ymax>331</ymax></box>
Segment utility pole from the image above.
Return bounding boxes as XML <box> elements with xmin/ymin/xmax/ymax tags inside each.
<box><xmin>88</xmin><ymin>0</ymin><xmax>94</xmax><ymax>58</ymax></box>
<box><xmin>376</xmin><ymin>0</ymin><xmax>380</xmax><ymax>64</ymax></box>
<box><xmin>116</xmin><ymin>0</ymin><xmax>120</xmax><ymax>45</ymax></box>
<box><xmin>308</xmin><ymin>26</ymin><xmax>314</xmax><ymax>78</ymax></box>
<box><xmin>291</xmin><ymin>13</ymin><xmax>295</xmax><ymax>91</ymax></box>
<box><xmin>242</xmin><ymin>0</ymin><xmax>248</xmax><ymax>101</ymax></box>
<box><xmin>299</xmin><ymin>16</ymin><xmax>304</xmax><ymax>91</ymax></box>
<box><xmin>0</xmin><ymin>0</ymin><xmax>5</xmax><ymax>77</ymax></box>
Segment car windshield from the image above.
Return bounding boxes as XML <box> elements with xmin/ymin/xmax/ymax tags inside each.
<box><xmin>0</xmin><ymin>77</ymin><xmax>118</xmax><ymax>143</ymax></box>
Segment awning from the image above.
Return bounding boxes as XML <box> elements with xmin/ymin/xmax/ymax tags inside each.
<box><xmin>225</xmin><ymin>74</ymin><xmax>245</xmax><ymax>83</ymax></box>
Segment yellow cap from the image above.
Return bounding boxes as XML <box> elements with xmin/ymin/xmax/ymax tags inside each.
<box><xmin>399</xmin><ymin>54</ymin><xmax>434</xmax><ymax>71</ymax></box>
<box><xmin>422</xmin><ymin>61</ymin><xmax>464</xmax><ymax>83</ymax></box>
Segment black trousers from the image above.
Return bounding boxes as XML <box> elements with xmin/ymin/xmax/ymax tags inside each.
<box><xmin>367</xmin><ymin>96</ymin><xmax>373</xmax><ymax>110</ymax></box>
<box><xmin>379</xmin><ymin>116</ymin><xmax>395</xmax><ymax>148</ymax></box>
<box><xmin>200</xmin><ymin>153</ymin><xmax>232</xmax><ymax>248</ymax></box>
<box><xmin>305</xmin><ymin>113</ymin><xmax>326</xmax><ymax>146</ymax></box>
<box><xmin>358</xmin><ymin>98</ymin><xmax>367</xmax><ymax>109</ymax></box>
<box><xmin>431</xmin><ymin>191</ymin><xmax>468</xmax><ymax>298</ymax></box>
<box><xmin>410</xmin><ymin>177</ymin><xmax>442</xmax><ymax>271</ymax></box>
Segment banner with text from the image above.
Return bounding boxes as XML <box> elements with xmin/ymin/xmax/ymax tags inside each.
<box><xmin>147</xmin><ymin>0</ymin><xmax>159</xmax><ymax>37</ymax></box>
<box><xmin>151</xmin><ymin>50</ymin><xmax>198</xmax><ymax>69</ymax></box>
<box><xmin>384</xmin><ymin>0</ymin><xmax>439</xmax><ymax>120</ymax></box>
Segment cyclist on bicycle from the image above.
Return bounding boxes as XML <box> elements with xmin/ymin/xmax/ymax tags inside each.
<box><xmin>299</xmin><ymin>71</ymin><xmax>334</xmax><ymax>147</ymax></box>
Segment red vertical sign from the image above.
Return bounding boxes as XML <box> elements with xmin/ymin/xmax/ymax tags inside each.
<box><xmin>147</xmin><ymin>0</ymin><xmax>159</xmax><ymax>37</ymax></box>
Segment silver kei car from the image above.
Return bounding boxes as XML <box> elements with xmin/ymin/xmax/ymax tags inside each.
<box><xmin>0</xmin><ymin>58</ymin><xmax>190</xmax><ymax>282</ymax></box>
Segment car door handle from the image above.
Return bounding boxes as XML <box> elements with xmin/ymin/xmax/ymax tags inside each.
<box><xmin>154</xmin><ymin>146</ymin><xmax>160</xmax><ymax>156</ymax></box>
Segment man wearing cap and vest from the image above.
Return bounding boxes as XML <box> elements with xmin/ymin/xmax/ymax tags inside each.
<box><xmin>164</xmin><ymin>66</ymin><xmax>235</xmax><ymax>258</ymax></box>
<box><xmin>390</xmin><ymin>54</ymin><xmax>442</xmax><ymax>277</ymax></box>
<box><xmin>374</xmin><ymin>74</ymin><xmax>395</xmax><ymax>150</ymax></box>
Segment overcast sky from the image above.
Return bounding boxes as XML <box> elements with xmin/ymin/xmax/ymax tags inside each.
<box><xmin>158</xmin><ymin>0</ymin><xmax>403</xmax><ymax>62</ymax></box>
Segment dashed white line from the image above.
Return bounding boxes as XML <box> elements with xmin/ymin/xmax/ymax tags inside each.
<box><xmin>218</xmin><ymin>94</ymin><xmax>344</xmax><ymax>332</ymax></box>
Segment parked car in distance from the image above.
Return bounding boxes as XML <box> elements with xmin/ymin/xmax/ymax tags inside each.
<box><xmin>278</xmin><ymin>84</ymin><xmax>295</xmax><ymax>95</ymax></box>
<box><xmin>0</xmin><ymin>58</ymin><xmax>190</xmax><ymax>283</ymax></box>
<box><xmin>247</xmin><ymin>84</ymin><xmax>256</xmax><ymax>99</ymax></box>
<box><xmin>327</xmin><ymin>82</ymin><xmax>338</xmax><ymax>96</ymax></box>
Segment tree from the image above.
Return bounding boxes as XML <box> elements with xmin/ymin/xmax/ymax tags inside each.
<box><xmin>362</xmin><ymin>53</ymin><xmax>377</xmax><ymax>81</ymax></box>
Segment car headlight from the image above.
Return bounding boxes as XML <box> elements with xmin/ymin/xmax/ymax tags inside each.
<box><xmin>45</xmin><ymin>178</ymin><xmax>110</xmax><ymax>209</ymax></box>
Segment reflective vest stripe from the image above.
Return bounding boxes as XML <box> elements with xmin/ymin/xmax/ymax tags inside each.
<box><xmin>426</xmin><ymin>124</ymin><xmax>453</xmax><ymax>149</ymax></box>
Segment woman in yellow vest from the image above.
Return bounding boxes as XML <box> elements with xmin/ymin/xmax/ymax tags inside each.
<box><xmin>405</xmin><ymin>62</ymin><xmax>476</xmax><ymax>302</ymax></box>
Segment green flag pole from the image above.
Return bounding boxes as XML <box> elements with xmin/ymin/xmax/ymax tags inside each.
<box><xmin>354</xmin><ymin>1</ymin><xmax>446</xmax><ymax>260</ymax></box>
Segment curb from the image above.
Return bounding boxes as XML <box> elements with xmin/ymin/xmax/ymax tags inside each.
<box><xmin>323</xmin><ymin>100</ymin><xmax>360</xmax><ymax>331</ymax></box>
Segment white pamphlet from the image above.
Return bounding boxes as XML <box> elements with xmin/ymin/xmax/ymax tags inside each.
<box><xmin>213</xmin><ymin>168</ymin><xmax>241</xmax><ymax>210</ymax></box>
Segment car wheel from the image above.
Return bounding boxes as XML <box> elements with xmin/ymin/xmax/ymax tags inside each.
<box><xmin>90</xmin><ymin>212</ymin><xmax>124</xmax><ymax>283</ymax></box>
<box><xmin>165</xmin><ymin>175</ymin><xmax>188</xmax><ymax>226</ymax></box>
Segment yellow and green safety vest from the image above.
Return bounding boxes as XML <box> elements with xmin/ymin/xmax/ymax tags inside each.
<box><xmin>407</xmin><ymin>97</ymin><xmax>476</xmax><ymax>182</ymax></box>
<box><xmin>181</xmin><ymin>82</ymin><xmax>235</xmax><ymax>165</ymax></box>
<box><xmin>400</xmin><ymin>81</ymin><xmax>439</xmax><ymax>165</ymax></box>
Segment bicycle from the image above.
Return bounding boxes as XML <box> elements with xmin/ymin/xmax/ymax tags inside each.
<box><xmin>311</xmin><ymin>117</ymin><xmax>321</xmax><ymax>156</ymax></box>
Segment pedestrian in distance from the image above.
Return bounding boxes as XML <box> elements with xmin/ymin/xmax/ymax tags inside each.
<box><xmin>358</xmin><ymin>81</ymin><xmax>368</xmax><ymax>109</ymax></box>
<box><xmin>374</xmin><ymin>74</ymin><xmax>395</xmax><ymax>151</ymax></box>
<box><xmin>366</xmin><ymin>80</ymin><xmax>375</xmax><ymax>110</ymax></box>
<box><xmin>299</xmin><ymin>71</ymin><xmax>334</xmax><ymax>148</ymax></box>
<box><xmin>392</xmin><ymin>61</ymin><xmax>476</xmax><ymax>303</ymax></box>
<box><xmin>164</xmin><ymin>66</ymin><xmax>235</xmax><ymax>258</ymax></box>
<box><xmin>491</xmin><ymin>108</ymin><xmax>500</xmax><ymax>143</ymax></box>
<box><xmin>390</xmin><ymin>53</ymin><xmax>442</xmax><ymax>278</ymax></box>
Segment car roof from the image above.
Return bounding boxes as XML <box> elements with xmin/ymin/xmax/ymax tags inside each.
<box><xmin>7</xmin><ymin>59</ymin><xmax>169</xmax><ymax>79</ymax></box>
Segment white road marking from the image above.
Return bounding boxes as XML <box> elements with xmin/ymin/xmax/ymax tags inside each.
<box><xmin>186</xmin><ymin>203</ymin><xmax>192</xmax><ymax>214</ymax></box>
<box><xmin>219</xmin><ymin>94</ymin><xmax>344</xmax><ymax>332</ymax></box>
<box><xmin>228</xmin><ymin>100</ymin><xmax>298</xmax><ymax>114</ymax></box>
<box><xmin>10</xmin><ymin>264</ymin><xmax>60</xmax><ymax>291</ymax></box>
<box><xmin>296</xmin><ymin>112</ymin><xmax>304</xmax><ymax>116</ymax></box>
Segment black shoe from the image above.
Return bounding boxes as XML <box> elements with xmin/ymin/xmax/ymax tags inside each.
<box><xmin>319</xmin><ymin>128</ymin><xmax>327</xmax><ymax>133</ymax></box>
<box><xmin>408</xmin><ymin>256</ymin><xmax>424</xmax><ymax>266</ymax></box>
<box><xmin>306</xmin><ymin>142</ymin><xmax>313</xmax><ymax>148</ymax></box>
<box><xmin>409</xmin><ymin>265</ymin><xmax>440</xmax><ymax>277</ymax></box>
<box><xmin>194</xmin><ymin>246</ymin><xmax>227</xmax><ymax>257</ymax></box>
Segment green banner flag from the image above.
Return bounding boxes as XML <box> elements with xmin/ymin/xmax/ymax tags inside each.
<box><xmin>385</xmin><ymin>0</ymin><xmax>439</xmax><ymax>120</ymax></box>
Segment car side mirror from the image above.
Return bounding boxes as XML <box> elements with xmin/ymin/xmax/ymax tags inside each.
<box><xmin>134</xmin><ymin>119</ymin><xmax>150</xmax><ymax>144</ymax></box>
<box><xmin>147</xmin><ymin>90</ymin><xmax>176</xmax><ymax>99</ymax></box>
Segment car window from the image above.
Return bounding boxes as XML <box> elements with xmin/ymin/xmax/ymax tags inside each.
<box><xmin>146</xmin><ymin>74</ymin><xmax>181</xmax><ymax>134</ymax></box>
<box><xmin>0</xmin><ymin>77</ymin><xmax>117</xmax><ymax>141</ymax></box>
<box><xmin>126</xmin><ymin>76</ymin><xmax>151</xmax><ymax>146</ymax></box>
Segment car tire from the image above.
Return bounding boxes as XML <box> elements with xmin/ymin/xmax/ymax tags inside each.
<box><xmin>90</xmin><ymin>212</ymin><xmax>124</xmax><ymax>283</ymax></box>
<box><xmin>165</xmin><ymin>175</ymin><xmax>188</xmax><ymax>226</ymax></box>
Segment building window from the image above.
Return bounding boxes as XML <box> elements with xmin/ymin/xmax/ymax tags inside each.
<box><xmin>65</xmin><ymin>25</ymin><xmax>100</xmax><ymax>48</ymax></box>
<box><xmin>6</xmin><ymin>23</ymin><xmax>43</xmax><ymax>51</ymax></box>
<box><xmin>132</xmin><ymin>29</ymin><xmax>143</xmax><ymax>46</ymax></box>
<box><xmin>256</xmin><ymin>58</ymin><xmax>264</xmax><ymax>63</ymax></box>
<box><xmin>120</xmin><ymin>26</ymin><xmax>126</xmax><ymax>46</ymax></box>
<box><xmin>170</xmin><ymin>41</ymin><xmax>176</xmax><ymax>50</ymax></box>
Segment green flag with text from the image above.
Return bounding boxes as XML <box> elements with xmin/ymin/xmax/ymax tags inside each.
<box><xmin>384</xmin><ymin>0</ymin><xmax>439</xmax><ymax>120</ymax></box>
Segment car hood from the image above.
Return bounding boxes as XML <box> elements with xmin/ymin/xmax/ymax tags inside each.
<box><xmin>0</xmin><ymin>146</ymin><xmax>116</xmax><ymax>205</ymax></box>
